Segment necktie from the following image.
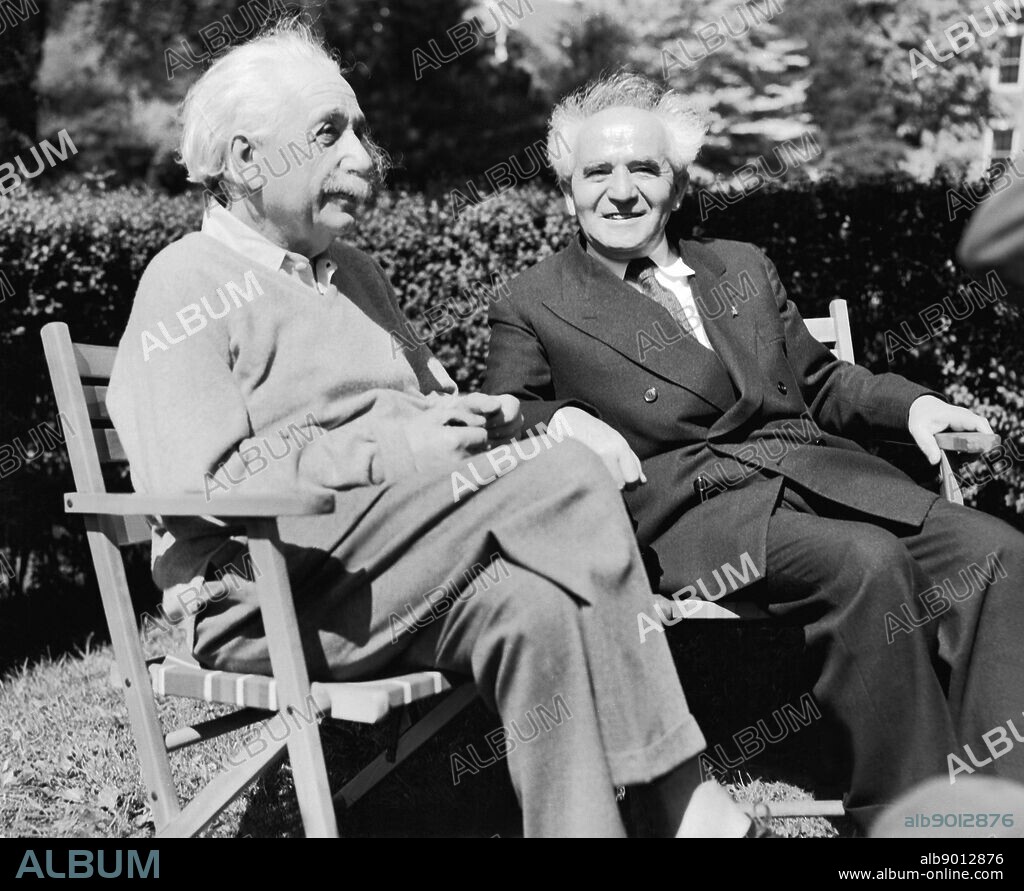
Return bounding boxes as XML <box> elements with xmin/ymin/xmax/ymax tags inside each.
<box><xmin>625</xmin><ymin>256</ymin><xmax>702</xmax><ymax>341</ymax></box>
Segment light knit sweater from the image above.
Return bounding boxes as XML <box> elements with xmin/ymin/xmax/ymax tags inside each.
<box><xmin>107</xmin><ymin>232</ymin><xmax>455</xmax><ymax>619</ymax></box>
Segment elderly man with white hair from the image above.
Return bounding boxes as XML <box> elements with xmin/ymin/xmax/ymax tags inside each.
<box><xmin>105</xmin><ymin>24</ymin><xmax>772</xmax><ymax>838</ymax></box>
<box><xmin>484</xmin><ymin>71</ymin><xmax>1024</xmax><ymax>831</ymax></box>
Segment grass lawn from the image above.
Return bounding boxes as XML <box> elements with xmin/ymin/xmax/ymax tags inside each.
<box><xmin>0</xmin><ymin>616</ymin><xmax>845</xmax><ymax>838</ymax></box>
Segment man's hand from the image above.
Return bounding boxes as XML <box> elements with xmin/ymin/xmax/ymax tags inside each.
<box><xmin>428</xmin><ymin>391</ymin><xmax>523</xmax><ymax>443</ymax></box>
<box><xmin>406</xmin><ymin>402</ymin><xmax>492</xmax><ymax>474</ymax></box>
<box><xmin>456</xmin><ymin>392</ymin><xmax>523</xmax><ymax>443</ymax></box>
<box><xmin>908</xmin><ymin>395</ymin><xmax>994</xmax><ymax>465</ymax></box>
<box><xmin>550</xmin><ymin>406</ymin><xmax>646</xmax><ymax>490</ymax></box>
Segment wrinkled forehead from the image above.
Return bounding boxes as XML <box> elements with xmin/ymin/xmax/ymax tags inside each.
<box><xmin>572</xmin><ymin>107</ymin><xmax>671</xmax><ymax>167</ymax></box>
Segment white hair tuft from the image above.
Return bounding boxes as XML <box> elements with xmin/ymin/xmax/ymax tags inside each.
<box><xmin>178</xmin><ymin>20</ymin><xmax>341</xmax><ymax>195</ymax></box>
<box><xmin>547</xmin><ymin>71</ymin><xmax>709</xmax><ymax>186</ymax></box>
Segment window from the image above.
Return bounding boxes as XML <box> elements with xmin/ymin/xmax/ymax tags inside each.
<box><xmin>992</xmin><ymin>128</ymin><xmax>1015</xmax><ymax>157</ymax></box>
<box><xmin>999</xmin><ymin>35</ymin><xmax>1022</xmax><ymax>83</ymax></box>
<box><xmin>990</xmin><ymin>128</ymin><xmax>1015</xmax><ymax>167</ymax></box>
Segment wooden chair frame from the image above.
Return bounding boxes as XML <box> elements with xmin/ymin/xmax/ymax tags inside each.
<box><xmin>41</xmin><ymin>321</ymin><xmax>477</xmax><ymax>838</ymax></box>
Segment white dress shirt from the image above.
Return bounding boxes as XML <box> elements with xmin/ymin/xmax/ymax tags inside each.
<box><xmin>587</xmin><ymin>237</ymin><xmax>714</xmax><ymax>351</ymax></box>
<box><xmin>202</xmin><ymin>203</ymin><xmax>339</xmax><ymax>297</ymax></box>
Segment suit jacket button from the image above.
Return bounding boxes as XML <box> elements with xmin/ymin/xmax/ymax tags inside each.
<box><xmin>777</xmin><ymin>381</ymin><xmax>788</xmax><ymax>395</ymax></box>
<box><xmin>644</xmin><ymin>386</ymin><xmax>658</xmax><ymax>403</ymax></box>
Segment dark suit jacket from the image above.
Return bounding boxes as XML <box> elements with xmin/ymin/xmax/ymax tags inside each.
<box><xmin>483</xmin><ymin>234</ymin><xmax>942</xmax><ymax>595</ymax></box>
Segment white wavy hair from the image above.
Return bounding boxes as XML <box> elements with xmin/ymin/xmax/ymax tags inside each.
<box><xmin>547</xmin><ymin>71</ymin><xmax>709</xmax><ymax>187</ymax></box>
<box><xmin>179</xmin><ymin>21</ymin><xmax>386</xmax><ymax>197</ymax></box>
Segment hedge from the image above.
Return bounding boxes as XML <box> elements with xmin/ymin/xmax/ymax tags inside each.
<box><xmin>2</xmin><ymin>177</ymin><xmax>1023</xmax><ymax>598</ymax></box>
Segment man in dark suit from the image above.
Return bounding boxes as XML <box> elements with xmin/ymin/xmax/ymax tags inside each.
<box><xmin>483</xmin><ymin>72</ymin><xmax>1024</xmax><ymax>830</ymax></box>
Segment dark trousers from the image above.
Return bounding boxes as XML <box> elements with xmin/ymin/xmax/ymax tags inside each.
<box><xmin>755</xmin><ymin>482</ymin><xmax>1024</xmax><ymax>829</ymax></box>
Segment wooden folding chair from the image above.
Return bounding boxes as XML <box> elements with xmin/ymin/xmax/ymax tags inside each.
<box><xmin>41</xmin><ymin>321</ymin><xmax>477</xmax><ymax>838</ymax></box>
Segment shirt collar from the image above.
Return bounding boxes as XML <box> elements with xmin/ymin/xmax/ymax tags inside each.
<box><xmin>201</xmin><ymin>202</ymin><xmax>320</xmax><ymax>277</ymax></box>
<box><xmin>584</xmin><ymin>233</ymin><xmax>695</xmax><ymax>280</ymax></box>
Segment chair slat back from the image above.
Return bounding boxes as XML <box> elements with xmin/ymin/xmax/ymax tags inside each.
<box><xmin>40</xmin><ymin>323</ymin><xmax>148</xmax><ymax>546</ymax></box>
<box><xmin>806</xmin><ymin>298</ymin><xmax>855</xmax><ymax>364</ymax></box>
<box><xmin>83</xmin><ymin>385</ymin><xmax>111</xmax><ymax>422</ymax></box>
<box><xmin>72</xmin><ymin>342</ymin><xmax>118</xmax><ymax>379</ymax></box>
<box><xmin>93</xmin><ymin>428</ymin><xmax>128</xmax><ymax>465</ymax></box>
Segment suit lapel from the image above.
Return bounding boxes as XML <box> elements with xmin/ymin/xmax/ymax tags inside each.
<box><xmin>678</xmin><ymin>239</ymin><xmax>765</xmax><ymax>436</ymax></box>
<box><xmin>543</xmin><ymin>238</ymin><xmax>734</xmax><ymax>412</ymax></box>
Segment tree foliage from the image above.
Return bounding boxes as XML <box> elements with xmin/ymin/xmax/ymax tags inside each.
<box><xmin>32</xmin><ymin>0</ymin><xmax>549</xmax><ymax>189</ymax></box>
<box><xmin>628</xmin><ymin>0</ymin><xmax>811</xmax><ymax>176</ymax></box>
<box><xmin>0</xmin><ymin>0</ymin><xmax>48</xmax><ymax>160</ymax></box>
<box><xmin>534</xmin><ymin>0</ymin><xmax>996</xmax><ymax>181</ymax></box>
<box><xmin>783</xmin><ymin>0</ymin><xmax>994</xmax><ymax>179</ymax></box>
<box><xmin>4</xmin><ymin>1</ymin><xmax>1005</xmax><ymax>188</ymax></box>
<box><xmin>318</xmin><ymin>0</ymin><xmax>548</xmax><ymax>188</ymax></box>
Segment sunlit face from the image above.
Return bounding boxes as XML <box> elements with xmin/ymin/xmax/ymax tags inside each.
<box><xmin>232</xmin><ymin>62</ymin><xmax>374</xmax><ymax>257</ymax></box>
<box><xmin>564</xmin><ymin>107</ymin><xmax>684</xmax><ymax>262</ymax></box>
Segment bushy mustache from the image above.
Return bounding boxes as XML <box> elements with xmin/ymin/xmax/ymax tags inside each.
<box><xmin>322</xmin><ymin>174</ymin><xmax>372</xmax><ymax>202</ymax></box>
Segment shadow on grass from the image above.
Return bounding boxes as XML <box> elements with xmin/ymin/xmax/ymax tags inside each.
<box><xmin>237</xmin><ymin>697</ymin><xmax>525</xmax><ymax>838</ymax></box>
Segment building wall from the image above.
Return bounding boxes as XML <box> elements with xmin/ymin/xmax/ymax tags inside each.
<box><xmin>986</xmin><ymin>23</ymin><xmax>1024</xmax><ymax>170</ymax></box>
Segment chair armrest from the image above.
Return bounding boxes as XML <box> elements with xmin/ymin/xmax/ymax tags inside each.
<box><xmin>933</xmin><ymin>432</ymin><xmax>1001</xmax><ymax>454</ymax></box>
<box><xmin>63</xmin><ymin>491</ymin><xmax>334</xmax><ymax>518</ymax></box>
<box><xmin>877</xmin><ymin>433</ymin><xmax>1001</xmax><ymax>454</ymax></box>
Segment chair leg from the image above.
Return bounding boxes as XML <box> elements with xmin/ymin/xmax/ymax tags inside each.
<box><xmin>165</xmin><ymin>708</ymin><xmax>269</xmax><ymax>752</ymax></box>
<box><xmin>85</xmin><ymin>523</ymin><xmax>181</xmax><ymax>828</ymax></box>
<box><xmin>385</xmin><ymin>706</ymin><xmax>414</xmax><ymax>763</ymax></box>
<box><xmin>247</xmin><ymin>522</ymin><xmax>339</xmax><ymax>837</ymax></box>
<box><xmin>157</xmin><ymin>731</ymin><xmax>289</xmax><ymax>838</ymax></box>
<box><xmin>334</xmin><ymin>685</ymin><xmax>478</xmax><ymax>810</ymax></box>
<box><xmin>938</xmin><ymin>451</ymin><xmax>965</xmax><ymax>504</ymax></box>
<box><xmin>284</xmin><ymin>708</ymin><xmax>339</xmax><ymax>838</ymax></box>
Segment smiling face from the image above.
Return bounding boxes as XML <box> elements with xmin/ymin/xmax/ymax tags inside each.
<box><xmin>230</xmin><ymin>61</ymin><xmax>374</xmax><ymax>257</ymax></box>
<box><xmin>564</xmin><ymin>106</ymin><xmax>684</xmax><ymax>262</ymax></box>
